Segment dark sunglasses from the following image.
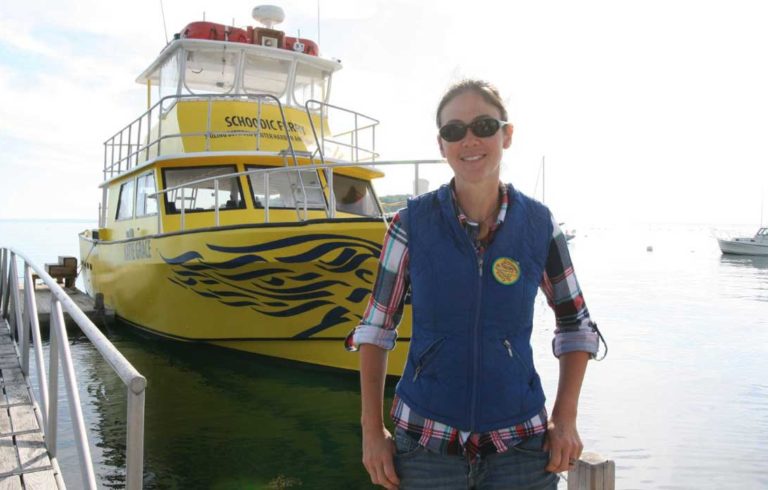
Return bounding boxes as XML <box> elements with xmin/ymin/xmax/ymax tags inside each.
<box><xmin>439</xmin><ymin>117</ymin><xmax>508</xmax><ymax>142</ymax></box>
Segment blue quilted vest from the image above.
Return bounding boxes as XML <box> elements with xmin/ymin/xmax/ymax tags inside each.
<box><xmin>395</xmin><ymin>183</ymin><xmax>553</xmax><ymax>432</ymax></box>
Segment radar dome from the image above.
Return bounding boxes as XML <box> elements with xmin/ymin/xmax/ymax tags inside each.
<box><xmin>252</xmin><ymin>5</ymin><xmax>285</xmax><ymax>29</ymax></box>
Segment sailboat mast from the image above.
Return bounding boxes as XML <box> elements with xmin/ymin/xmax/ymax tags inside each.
<box><xmin>542</xmin><ymin>155</ymin><xmax>546</xmax><ymax>205</ymax></box>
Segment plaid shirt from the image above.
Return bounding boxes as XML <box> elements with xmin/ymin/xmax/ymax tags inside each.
<box><xmin>347</xmin><ymin>182</ymin><xmax>599</xmax><ymax>459</ymax></box>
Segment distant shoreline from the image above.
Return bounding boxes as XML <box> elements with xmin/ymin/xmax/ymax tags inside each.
<box><xmin>0</xmin><ymin>218</ymin><xmax>95</xmax><ymax>223</ymax></box>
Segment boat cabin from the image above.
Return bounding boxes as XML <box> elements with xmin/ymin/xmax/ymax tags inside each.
<box><xmin>94</xmin><ymin>11</ymin><xmax>384</xmax><ymax>242</ymax></box>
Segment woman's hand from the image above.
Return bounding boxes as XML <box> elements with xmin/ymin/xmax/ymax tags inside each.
<box><xmin>362</xmin><ymin>425</ymin><xmax>400</xmax><ymax>489</ymax></box>
<box><xmin>546</xmin><ymin>350</ymin><xmax>590</xmax><ymax>473</ymax></box>
<box><xmin>543</xmin><ymin>415</ymin><xmax>583</xmax><ymax>473</ymax></box>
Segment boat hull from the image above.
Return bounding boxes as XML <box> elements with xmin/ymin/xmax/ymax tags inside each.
<box><xmin>79</xmin><ymin>219</ymin><xmax>411</xmax><ymax>375</ymax></box>
<box><xmin>717</xmin><ymin>238</ymin><xmax>768</xmax><ymax>256</ymax></box>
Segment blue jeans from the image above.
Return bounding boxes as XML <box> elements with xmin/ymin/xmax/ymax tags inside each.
<box><xmin>393</xmin><ymin>427</ymin><xmax>559</xmax><ymax>490</ymax></box>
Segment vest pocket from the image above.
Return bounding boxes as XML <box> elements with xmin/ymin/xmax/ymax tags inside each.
<box><xmin>411</xmin><ymin>337</ymin><xmax>446</xmax><ymax>382</ymax></box>
<box><xmin>502</xmin><ymin>339</ymin><xmax>532</xmax><ymax>376</ymax></box>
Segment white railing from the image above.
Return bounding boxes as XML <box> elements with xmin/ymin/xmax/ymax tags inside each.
<box><xmin>103</xmin><ymin>93</ymin><xmax>296</xmax><ymax>180</ymax></box>
<box><xmin>102</xmin><ymin>93</ymin><xmax>381</xmax><ymax>181</ymax></box>
<box><xmin>305</xmin><ymin>100</ymin><xmax>379</xmax><ymax>164</ymax></box>
<box><xmin>0</xmin><ymin>248</ymin><xmax>146</xmax><ymax>490</ymax></box>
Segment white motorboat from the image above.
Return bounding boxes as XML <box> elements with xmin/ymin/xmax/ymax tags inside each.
<box><xmin>717</xmin><ymin>227</ymin><xmax>768</xmax><ymax>256</ymax></box>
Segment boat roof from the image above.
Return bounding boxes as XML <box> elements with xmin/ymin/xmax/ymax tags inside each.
<box><xmin>136</xmin><ymin>38</ymin><xmax>343</xmax><ymax>85</ymax></box>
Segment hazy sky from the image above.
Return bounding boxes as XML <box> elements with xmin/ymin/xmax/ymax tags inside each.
<box><xmin>1</xmin><ymin>0</ymin><xmax>766</xmax><ymax>226</ymax></box>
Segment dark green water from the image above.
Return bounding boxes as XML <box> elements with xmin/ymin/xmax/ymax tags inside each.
<box><xmin>52</xmin><ymin>321</ymin><xmax>391</xmax><ymax>489</ymax></box>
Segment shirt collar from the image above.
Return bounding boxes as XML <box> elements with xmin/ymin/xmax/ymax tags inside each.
<box><xmin>449</xmin><ymin>179</ymin><xmax>509</xmax><ymax>227</ymax></box>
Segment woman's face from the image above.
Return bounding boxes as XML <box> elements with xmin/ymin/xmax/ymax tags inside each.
<box><xmin>437</xmin><ymin>90</ymin><xmax>513</xmax><ymax>186</ymax></box>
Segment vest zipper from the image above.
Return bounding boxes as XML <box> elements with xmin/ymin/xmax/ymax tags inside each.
<box><xmin>411</xmin><ymin>337</ymin><xmax>446</xmax><ymax>382</ymax></box>
<box><xmin>503</xmin><ymin>339</ymin><xmax>530</xmax><ymax>374</ymax></box>
<box><xmin>503</xmin><ymin>339</ymin><xmax>514</xmax><ymax>357</ymax></box>
<box><xmin>470</xmin><ymin>252</ymin><xmax>484</xmax><ymax>431</ymax></box>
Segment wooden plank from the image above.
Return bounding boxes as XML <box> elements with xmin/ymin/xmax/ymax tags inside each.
<box><xmin>59</xmin><ymin>257</ymin><xmax>77</xmax><ymax>268</ymax></box>
<box><xmin>3</xmin><ymin>386</ymin><xmax>30</xmax><ymax>407</ymax></box>
<box><xmin>0</xmin><ymin>371</ymin><xmax>23</xmax><ymax>385</ymax></box>
<box><xmin>8</xmin><ymin>406</ymin><xmax>38</xmax><ymax>433</ymax></box>
<box><xmin>21</xmin><ymin>470</ymin><xmax>58</xmax><ymax>489</ymax></box>
<box><xmin>0</xmin><ymin>437</ymin><xmax>18</xmax><ymax>475</ymax></box>
<box><xmin>0</xmin><ymin>346</ymin><xmax>16</xmax><ymax>356</ymax></box>
<box><xmin>567</xmin><ymin>452</ymin><xmax>615</xmax><ymax>490</ymax></box>
<box><xmin>15</xmin><ymin>434</ymin><xmax>50</xmax><ymax>472</ymax></box>
<box><xmin>0</xmin><ymin>409</ymin><xmax>11</xmax><ymax>436</ymax></box>
<box><xmin>0</xmin><ymin>475</ymin><xmax>22</xmax><ymax>490</ymax></box>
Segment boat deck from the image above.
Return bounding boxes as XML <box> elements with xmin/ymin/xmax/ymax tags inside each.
<box><xmin>0</xmin><ymin>318</ymin><xmax>59</xmax><ymax>489</ymax></box>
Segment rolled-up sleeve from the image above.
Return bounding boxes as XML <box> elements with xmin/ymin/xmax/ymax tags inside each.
<box><xmin>540</xmin><ymin>215</ymin><xmax>600</xmax><ymax>358</ymax></box>
<box><xmin>344</xmin><ymin>211</ymin><xmax>410</xmax><ymax>352</ymax></box>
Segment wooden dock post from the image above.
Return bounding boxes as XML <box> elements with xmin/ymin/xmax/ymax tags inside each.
<box><xmin>567</xmin><ymin>452</ymin><xmax>615</xmax><ymax>490</ymax></box>
<box><xmin>43</xmin><ymin>256</ymin><xmax>77</xmax><ymax>289</ymax></box>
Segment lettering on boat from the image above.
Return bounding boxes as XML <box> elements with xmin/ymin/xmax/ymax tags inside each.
<box><xmin>124</xmin><ymin>230</ymin><xmax>152</xmax><ymax>261</ymax></box>
<box><xmin>223</xmin><ymin>115</ymin><xmax>307</xmax><ymax>135</ymax></box>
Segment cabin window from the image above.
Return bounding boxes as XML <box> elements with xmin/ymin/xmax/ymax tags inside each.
<box><xmin>116</xmin><ymin>179</ymin><xmax>136</xmax><ymax>221</ymax></box>
<box><xmin>159</xmin><ymin>51</ymin><xmax>181</xmax><ymax>112</ymax></box>
<box><xmin>162</xmin><ymin>166</ymin><xmax>245</xmax><ymax>214</ymax></box>
<box><xmin>136</xmin><ymin>172</ymin><xmax>158</xmax><ymax>216</ymax></box>
<box><xmin>242</xmin><ymin>54</ymin><xmax>290</xmax><ymax>98</ymax></box>
<box><xmin>183</xmin><ymin>48</ymin><xmax>238</xmax><ymax>95</ymax></box>
<box><xmin>333</xmin><ymin>174</ymin><xmax>380</xmax><ymax>218</ymax></box>
<box><xmin>293</xmin><ymin>63</ymin><xmax>330</xmax><ymax>107</ymax></box>
<box><xmin>246</xmin><ymin>166</ymin><xmax>326</xmax><ymax>210</ymax></box>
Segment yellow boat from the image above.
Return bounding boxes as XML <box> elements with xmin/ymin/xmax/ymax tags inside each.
<box><xmin>79</xmin><ymin>6</ymin><xmax>434</xmax><ymax>375</ymax></box>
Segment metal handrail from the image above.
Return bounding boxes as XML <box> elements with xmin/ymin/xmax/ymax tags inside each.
<box><xmin>0</xmin><ymin>248</ymin><xmax>146</xmax><ymax>490</ymax></box>
<box><xmin>102</xmin><ymin>93</ymin><xmax>382</xmax><ymax>182</ymax></box>
<box><xmin>103</xmin><ymin>93</ymin><xmax>293</xmax><ymax>180</ymax></box>
<box><xmin>154</xmin><ymin>159</ymin><xmax>444</xmax><ymax>230</ymax></box>
<box><xmin>304</xmin><ymin>99</ymin><xmax>379</xmax><ymax>164</ymax></box>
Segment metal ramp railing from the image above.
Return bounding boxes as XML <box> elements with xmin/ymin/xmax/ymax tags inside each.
<box><xmin>0</xmin><ymin>248</ymin><xmax>146</xmax><ymax>489</ymax></box>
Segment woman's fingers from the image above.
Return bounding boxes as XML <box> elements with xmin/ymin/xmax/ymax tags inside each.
<box><xmin>382</xmin><ymin>453</ymin><xmax>400</xmax><ymax>488</ymax></box>
<box><xmin>363</xmin><ymin>429</ymin><xmax>400</xmax><ymax>489</ymax></box>
<box><xmin>544</xmin><ymin>422</ymin><xmax>583</xmax><ymax>473</ymax></box>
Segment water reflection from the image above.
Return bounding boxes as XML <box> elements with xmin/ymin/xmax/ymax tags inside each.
<box><xmin>718</xmin><ymin>255</ymin><xmax>768</xmax><ymax>303</ymax></box>
<box><xmin>719</xmin><ymin>254</ymin><xmax>768</xmax><ymax>270</ymax></box>
<box><xmin>79</xmin><ymin>320</ymin><xmax>387</xmax><ymax>489</ymax></box>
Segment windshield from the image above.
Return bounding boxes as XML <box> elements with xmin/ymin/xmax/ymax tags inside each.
<box><xmin>333</xmin><ymin>174</ymin><xmax>381</xmax><ymax>218</ymax></box>
<box><xmin>293</xmin><ymin>62</ymin><xmax>330</xmax><ymax>107</ymax></box>
<box><xmin>183</xmin><ymin>47</ymin><xmax>239</xmax><ymax>94</ymax></box>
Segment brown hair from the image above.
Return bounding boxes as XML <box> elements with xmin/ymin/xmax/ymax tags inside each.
<box><xmin>436</xmin><ymin>79</ymin><xmax>508</xmax><ymax>127</ymax></box>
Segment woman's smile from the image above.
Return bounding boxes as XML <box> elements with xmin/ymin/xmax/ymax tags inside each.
<box><xmin>437</xmin><ymin>91</ymin><xmax>512</xmax><ymax>186</ymax></box>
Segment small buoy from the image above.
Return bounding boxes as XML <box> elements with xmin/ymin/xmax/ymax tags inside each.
<box><xmin>646</xmin><ymin>245</ymin><xmax>653</xmax><ymax>252</ymax></box>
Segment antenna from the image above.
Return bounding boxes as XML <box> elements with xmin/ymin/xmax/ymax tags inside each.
<box><xmin>317</xmin><ymin>0</ymin><xmax>321</xmax><ymax>46</ymax></box>
<box><xmin>159</xmin><ymin>0</ymin><xmax>169</xmax><ymax>44</ymax></box>
<box><xmin>542</xmin><ymin>155</ymin><xmax>546</xmax><ymax>205</ymax></box>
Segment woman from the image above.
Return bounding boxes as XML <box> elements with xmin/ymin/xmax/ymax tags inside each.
<box><xmin>347</xmin><ymin>80</ymin><xmax>600</xmax><ymax>489</ymax></box>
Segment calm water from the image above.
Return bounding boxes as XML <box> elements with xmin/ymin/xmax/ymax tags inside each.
<box><xmin>1</xmin><ymin>219</ymin><xmax>767</xmax><ymax>489</ymax></box>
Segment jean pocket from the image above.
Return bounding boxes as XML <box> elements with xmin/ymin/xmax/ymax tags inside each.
<box><xmin>511</xmin><ymin>433</ymin><xmax>549</xmax><ymax>457</ymax></box>
<box><xmin>394</xmin><ymin>427</ymin><xmax>423</xmax><ymax>459</ymax></box>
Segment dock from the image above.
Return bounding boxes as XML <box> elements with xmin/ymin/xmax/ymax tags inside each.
<box><xmin>1</xmin><ymin>247</ymin><xmax>146</xmax><ymax>489</ymax></box>
<box><xmin>29</xmin><ymin>286</ymin><xmax>112</xmax><ymax>330</ymax></box>
<box><xmin>0</xmin><ymin>318</ymin><xmax>60</xmax><ymax>488</ymax></box>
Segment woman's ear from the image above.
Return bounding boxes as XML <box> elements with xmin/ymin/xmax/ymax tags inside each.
<box><xmin>502</xmin><ymin>123</ymin><xmax>513</xmax><ymax>149</ymax></box>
